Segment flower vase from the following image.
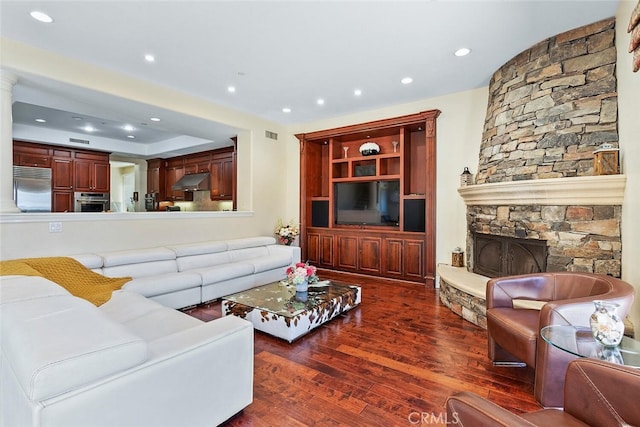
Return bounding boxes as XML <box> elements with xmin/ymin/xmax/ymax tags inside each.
<box><xmin>295</xmin><ymin>290</ymin><xmax>308</xmax><ymax>302</ymax></box>
<box><xmin>589</xmin><ymin>300</ymin><xmax>625</xmax><ymax>347</ymax></box>
<box><xmin>295</xmin><ymin>278</ymin><xmax>308</xmax><ymax>293</ymax></box>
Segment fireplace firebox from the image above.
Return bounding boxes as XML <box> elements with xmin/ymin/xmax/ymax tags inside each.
<box><xmin>473</xmin><ymin>233</ymin><xmax>547</xmax><ymax>278</ymax></box>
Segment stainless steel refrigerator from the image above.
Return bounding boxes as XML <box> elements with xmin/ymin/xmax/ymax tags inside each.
<box><xmin>13</xmin><ymin>165</ymin><xmax>52</xmax><ymax>212</ymax></box>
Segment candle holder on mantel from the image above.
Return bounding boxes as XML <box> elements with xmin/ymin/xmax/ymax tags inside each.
<box><xmin>460</xmin><ymin>167</ymin><xmax>473</xmax><ymax>186</ymax></box>
<box><xmin>452</xmin><ymin>247</ymin><xmax>464</xmax><ymax>267</ymax></box>
<box><xmin>593</xmin><ymin>143</ymin><xmax>620</xmax><ymax>175</ymax></box>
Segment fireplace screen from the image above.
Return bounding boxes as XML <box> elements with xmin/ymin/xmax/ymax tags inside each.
<box><xmin>473</xmin><ymin>233</ymin><xmax>547</xmax><ymax>278</ymax></box>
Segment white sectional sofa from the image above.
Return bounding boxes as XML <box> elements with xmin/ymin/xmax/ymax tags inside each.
<box><xmin>72</xmin><ymin>236</ymin><xmax>301</xmax><ymax>309</ymax></box>
<box><xmin>0</xmin><ymin>236</ymin><xmax>301</xmax><ymax>426</ymax></box>
<box><xmin>0</xmin><ymin>274</ymin><xmax>254</xmax><ymax>427</ymax></box>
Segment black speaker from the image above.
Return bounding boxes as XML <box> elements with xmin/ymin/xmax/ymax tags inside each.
<box><xmin>404</xmin><ymin>199</ymin><xmax>425</xmax><ymax>232</ymax></box>
<box><xmin>311</xmin><ymin>200</ymin><xmax>329</xmax><ymax>227</ymax></box>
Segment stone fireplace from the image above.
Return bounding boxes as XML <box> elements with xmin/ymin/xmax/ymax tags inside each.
<box><xmin>461</xmin><ymin>176</ymin><xmax>625</xmax><ymax>278</ymax></box>
<box><xmin>463</xmin><ymin>17</ymin><xmax>624</xmax><ymax>279</ymax></box>
<box><xmin>438</xmin><ymin>17</ymin><xmax>629</xmax><ymax>329</ymax></box>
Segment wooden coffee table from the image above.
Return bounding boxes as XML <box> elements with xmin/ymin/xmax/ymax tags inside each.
<box><xmin>222</xmin><ymin>280</ymin><xmax>361</xmax><ymax>342</ymax></box>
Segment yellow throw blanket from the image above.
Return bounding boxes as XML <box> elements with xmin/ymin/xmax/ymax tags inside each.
<box><xmin>0</xmin><ymin>257</ymin><xmax>131</xmax><ymax>306</ymax></box>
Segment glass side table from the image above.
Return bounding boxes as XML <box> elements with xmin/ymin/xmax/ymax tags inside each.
<box><xmin>540</xmin><ymin>325</ymin><xmax>640</xmax><ymax>367</ymax></box>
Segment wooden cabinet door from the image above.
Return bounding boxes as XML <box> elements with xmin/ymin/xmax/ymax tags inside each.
<box><xmin>359</xmin><ymin>237</ymin><xmax>381</xmax><ymax>274</ymax></box>
<box><xmin>74</xmin><ymin>159</ymin><xmax>92</xmax><ymax>191</ymax></box>
<box><xmin>52</xmin><ymin>191</ymin><xmax>73</xmax><ymax>212</ymax></box>
<box><xmin>383</xmin><ymin>238</ymin><xmax>404</xmax><ymax>277</ymax></box>
<box><xmin>92</xmin><ymin>162</ymin><xmax>110</xmax><ymax>192</ymax></box>
<box><xmin>306</xmin><ymin>232</ymin><xmax>321</xmax><ymax>265</ymax></box>
<box><xmin>319</xmin><ymin>234</ymin><xmax>334</xmax><ymax>267</ymax></box>
<box><xmin>13</xmin><ymin>142</ymin><xmax>51</xmax><ymax>167</ymax></box>
<box><xmin>337</xmin><ymin>235</ymin><xmax>358</xmax><ymax>270</ymax></box>
<box><xmin>147</xmin><ymin>159</ymin><xmax>164</xmax><ymax>197</ymax></box>
<box><xmin>52</xmin><ymin>158</ymin><xmax>74</xmax><ymax>191</ymax></box>
<box><xmin>404</xmin><ymin>239</ymin><xmax>425</xmax><ymax>281</ymax></box>
<box><xmin>210</xmin><ymin>152</ymin><xmax>234</xmax><ymax>200</ymax></box>
<box><xmin>165</xmin><ymin>166</ymin><xmax>186</xmax><ymax>200</ymax></box>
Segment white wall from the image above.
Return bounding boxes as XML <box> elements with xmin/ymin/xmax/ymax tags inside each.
<box><xmin>618</xmin><ymin>0</ymin><xmax>640</xmax><ymax>334</ymax></box>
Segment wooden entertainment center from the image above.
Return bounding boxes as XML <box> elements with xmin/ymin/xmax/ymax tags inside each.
<box><xmin>296</xmin><ymin>110</ymin><xmax>440</xmax><ymax>286</ymax></box>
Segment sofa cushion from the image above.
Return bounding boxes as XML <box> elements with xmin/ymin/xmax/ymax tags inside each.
<box><xmin>176</xmin><ymin>251</ymin><xmax>231</xmax><ymax>272</ymax></box>
<box><xmin>228</xmin><ymin>247</ymin><xmax>270</xmax><ymax>263</ymax></box>
<box><xmin>122</xmin><ymin>271</ymin><xmax>202</xmax><ymax>298</ymax></box>
<box><xmin>0</xmin><ymin>275</ymin><xmax>70</xmax><ymax>305</ymax></box>
<box><xmin>103</xmin><ymin>259</ymin><xmax>178</xmax><ymax>278</ymax></box>
<box><xmin>100</xmin><ymin>290</ymin><xmax>203</xmax><ymax>341</ymax></box>
<box><xmin>168</xmin><ymin>241</ymin><xmax>228</xmax><ymax>257</ymax></box>
<box><xmin>100</xmin><ymin>247</ymin><xmax>176</xmax><ymax>267</ymax></box>
<box><xmin>226</xmin><ymin>236</ymin><xmax>276</xmax><ymax>250</ymax></box>
<box><xmin>1</xmin><ymin>295</ymin><xmax>148</xmax><ymax>401</ymax></box>
<box><xmin>251</xmin><ymin>254</ymin><xmax>293</xmax><ymax>273</ymax></box>
<box><xmin>197</xmin><ymin>263</ymin><xmax>255</xmax><ymax>285</ymax></box>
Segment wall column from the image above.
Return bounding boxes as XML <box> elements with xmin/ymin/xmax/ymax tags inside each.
<box><xmin>0</xmin><ymin>69</ymin><xmax>19</xmax><ymax>213</ymax></box>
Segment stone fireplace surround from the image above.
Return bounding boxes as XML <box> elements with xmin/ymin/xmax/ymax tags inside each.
<box><xmin>438</xmin><ymin>17</ymin><xmax>632</xmax><ymax>332</ymax></box>
<box><xmin>438</xmin><ymin>174</ymin><xmax>627</xmax><ymax>329</ymax></box>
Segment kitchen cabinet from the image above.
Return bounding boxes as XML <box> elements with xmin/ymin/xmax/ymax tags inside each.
<box><xmin>74</xmin><ymin>151</ymin><xmax>110</xmax><ymax>192</ymax></box>
<box><xmin>13</xmin><ymin>142</ymin><xmax>51</xmax><ymax>168</ymax></box>
<box><xmin>13</xmin><ymin>141</ymin><xmax>112</xmax><ymax>212</ymax></box>
<box><xmin>210</xmin><ymin>150</ymin><xmax>234</xmax><ymax>200</ymax></box>
<box><xmin>145</xmin><ymin>145</ymin><xmax>236</xmax><ymax>205</ymax></box>
<box><xmin>146</xmin><ymin>158</ymin><xmax>165</xmax><ymax>199</ymax></box>
<box><xmin>184</xmin><ymin>154</ymin><xmax>211</xmax><ymax>175</ymax></box>
<box><xmin>52</xmin><ymin>191</ymin><xmax>74</xmax><ymax>212</ymax></box>
<box><xmin>51</xmin><ymin>153</ymin><xmax>74</xmax><ymax>212</ymax></box>
<box><xmin>164</xmin><ymin>158</ymin><xmax>193</xmax><ymax>201</ymax></box>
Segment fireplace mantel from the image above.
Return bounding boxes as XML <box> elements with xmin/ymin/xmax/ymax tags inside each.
<box><xmin>458</xmin><ymin>175</ymin><xmax>626</xmax><ymax>206</ymax></box>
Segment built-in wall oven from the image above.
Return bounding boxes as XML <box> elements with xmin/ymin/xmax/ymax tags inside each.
<box><xmin>74</xmin><ymin>192</ymin><xmax>110</xmax><ymax>212</ymax></box>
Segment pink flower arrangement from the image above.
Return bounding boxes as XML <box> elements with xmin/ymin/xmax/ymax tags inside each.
<box><xmin>286</xmin><ymin>262</ymin><xmax>318</xmax><ymax>285</ymax></box>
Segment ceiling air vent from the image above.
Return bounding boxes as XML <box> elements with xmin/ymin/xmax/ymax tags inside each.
<box><xmin>69</xmin><ymin>138</ymin><xmax>90</xmax><ymax>144</ymax></box>
<box><xmin>265</xmin><ymin>130</ymin><xmax>278</xmax><ymax>140</ymax></box>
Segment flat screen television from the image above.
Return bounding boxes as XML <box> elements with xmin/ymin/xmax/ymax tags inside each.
<box><xmin>334</xmin><ymin>180</ymin><xmax>400</xmax><ymax>226</ymax></box>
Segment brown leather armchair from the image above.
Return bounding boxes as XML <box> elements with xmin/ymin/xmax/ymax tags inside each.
<box><xmin>446</xmin><ymin>358</ymin><xmax>640</xmax><ymax>426</ymax></box>
<box><xmin>486</xmin><ymin>272</ymin><xmax>634</xmax><ymax>407</ymax></box>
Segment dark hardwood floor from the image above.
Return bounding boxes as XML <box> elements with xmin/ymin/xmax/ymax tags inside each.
<box><xmin>183</xmin><ymin>272</ymin><xmax>541</xmax><ymax>426</ymax></box>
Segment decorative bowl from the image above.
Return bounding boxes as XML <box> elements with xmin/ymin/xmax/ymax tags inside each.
<box><xmin>360</xmin><ymin>149</ymin><xmax>379</xmax><ymax>156</ymax></box>
<box><xmin>359</xmin><ymin>142</ymin><xmax>380</xmax><ymax>156</ymax></box>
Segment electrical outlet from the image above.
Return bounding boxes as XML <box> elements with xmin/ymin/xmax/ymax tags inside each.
<box><xmin>49</xmin><ymin>222</ymin><xmax>63</xmax><ymax>233</ymax></box>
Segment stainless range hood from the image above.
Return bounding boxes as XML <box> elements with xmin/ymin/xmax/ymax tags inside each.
<box><xmin>172</xmin><ymin>172</ymin><xmax>210</xmax><ymax>191</ymax></box>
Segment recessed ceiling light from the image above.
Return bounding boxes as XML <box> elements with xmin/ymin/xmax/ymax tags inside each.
<box><xmin>144</xmin><ymin>54</ymin><xmax>155</xmax><ymax>63</ymax></box>
<box><xmin>123</xmin><ymin>124</ymin><xmax>134</xmax><ymax>132</ymax></box>
<box><xmin>282</xmin><ymin>107</ymin><xmax>292</xmax><ymax>113</ymax></box>
<box><xmin>127</xmin><ymin>135</ymin><xmax>135</xmax><ymax>139</ymax></box>
<box><xmin>454</xmin><ymin>48</ymin><xmax>471</xmax><ymax>57</ymax></box>
<box><xmin>150</xmin><ymin>117</ymin><xmax>161</xmax><ymax>122</ymax></box>
<box><xmin>83</xmin><ymin>125</ymin><xmax>95</xmax><ymax>133</ymax></box>
<box><xmin>354</xmin><ymin>89</ymin><xmax>362</xmax><ymax>96</ymax></box>
<box><xmin>401</xmin><ymin>77</ymin><xmax>413</xmax><ymax>85</ymax></box>
<box><xmin>35</xmin><ymin>118</ymin><xmax>46</xmax><ymax>123</ymax></box>
<box><xmin>72</xmin><ymin>116</ymin><xmax>83</xmax><ymax>121</ymax></box>
<box><xmin>317</xmin><ymin>98</ymin><xmax>325</xmax><ymax>105</ymax></box>
<box><xmin>30</xmin><ymin>11</ymin><xmax>53</xmax><ymax>23</ymax></box>
<box><xmin>227</xmin><ymin>86</ymin><xmax>236</xmax><ymax>93</ymax></box>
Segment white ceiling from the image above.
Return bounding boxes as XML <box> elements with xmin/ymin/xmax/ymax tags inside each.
<box><xmin>0</xmin><ymin>0</ymin><xmax>620</xmax><ymax>157</ymax></box>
